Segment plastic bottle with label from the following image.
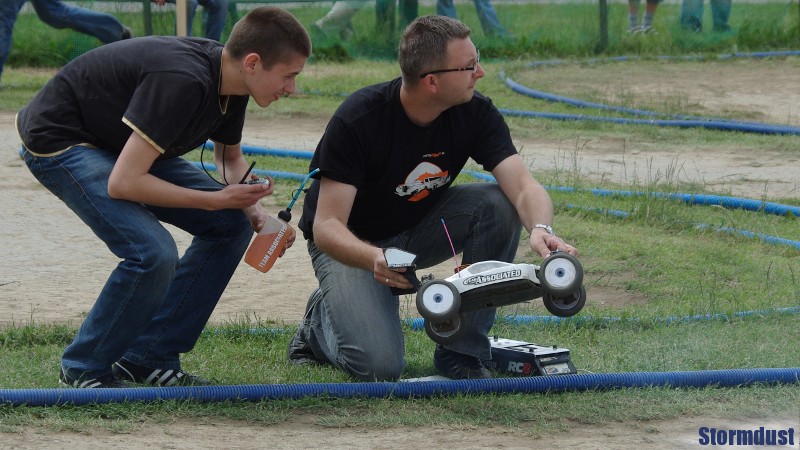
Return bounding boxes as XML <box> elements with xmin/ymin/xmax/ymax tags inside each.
<box><xmin>244</xmin><ymin>215</ymin><xmax>295</xmax><ymax>273</ymax></box>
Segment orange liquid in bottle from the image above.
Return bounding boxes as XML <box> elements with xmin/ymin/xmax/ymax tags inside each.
<box><xmin>244</xmin><ymin>215</ymin><xmax>295</xmax><ymax>273</ymax></box>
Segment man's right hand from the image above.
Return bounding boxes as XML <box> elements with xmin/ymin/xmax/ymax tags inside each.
<box><xmin>372</xmin><ymin>250</ymin><xmax>412</xmax><ymax>290</ymax></box>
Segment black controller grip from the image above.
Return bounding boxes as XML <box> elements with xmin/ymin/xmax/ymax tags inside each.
<box><xmin>390</xmin><ymin>268</ymin><xmax>421</xmax><ymax>296</ymax></box>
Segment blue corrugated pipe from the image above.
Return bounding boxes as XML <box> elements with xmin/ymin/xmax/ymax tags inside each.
<box><xmin>408</xmin><ymin>306</ymin><xmax>800</xmax><ymax>330</ymax></box>
<box><xmin>192</xmin><ymin>146</ymin><xmax>799</xmax><ymax>249</ymax></box>
<box><xmin>559</xmin><ymin>204</ymin><xmax>800</xmax><ymax>250</ymax></box>
<box><xmin>219</xmin><ymin>144</ymin><xmax>800</xmax><ymax>218</ymax></box>
<box><xmin>228</xmin><ymin>145</ymin><xmax>800</xmax><ymax>218</ymax></box>
<box><xmin>498</xmin><ymin>107</ymin><xmax>800</xmax><ymax>136</ymax></box>
<box><xmin>2</xmin><ymin>368</ymin><xmax>799</xmax><ymax>406</ymax></box>
<box><xmin>501</xmin><ymin>50</ymin><xmax>800</xmax><ymax>135</ymax></box>
<box><xmin>463</xmin><ymin>170</ymin><xmax>800</xmax><ymax>218</ymax></box>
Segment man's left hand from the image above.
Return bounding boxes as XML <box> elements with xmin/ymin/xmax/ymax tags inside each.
<box><xmin>530</xmin><ymin>229</ymin><xmax>578</xmax><ymax>259</ymax></box>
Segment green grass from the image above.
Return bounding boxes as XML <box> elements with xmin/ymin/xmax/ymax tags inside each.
<box><xmin>1</xmin><ymin>316</ymin><xmax>800</xmax><ymax>433</ymax></box>
<box><xmin>2</xmin><ymin>24</ymin><xmax>800</xmax><ymax>435</ymax></box>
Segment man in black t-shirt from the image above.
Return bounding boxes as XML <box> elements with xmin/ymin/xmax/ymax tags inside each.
<box><xmin>18</xmin><ymin>7</ymin><xmax>311</xmax><ymax>388</ymax></box>
<box><xmin>290</xmin><ymin>15</ymin><xmax>578</xmax><ymax>381</ymax></box>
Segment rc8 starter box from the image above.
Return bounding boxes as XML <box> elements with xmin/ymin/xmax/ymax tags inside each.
<box><xmin>482</xmin><ymin>337</ymin><xmax>576</xmax><ymax>376</ymax></box>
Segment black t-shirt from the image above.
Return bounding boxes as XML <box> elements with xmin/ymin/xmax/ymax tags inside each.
<box><xmin>298</xmin><ymin>78</ymin><xmax>517</xmax><ymax>242</ymax></box>
<box><xmin>17</xmin><ymin>36</ymin><xmax>247</xmax><ymax>159</ymax></box>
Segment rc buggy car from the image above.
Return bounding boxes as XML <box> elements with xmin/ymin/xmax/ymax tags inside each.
<box><xmin>415</xmin><ymin>251</ymin><xmax>586</xmax><ymax>344</ymax></box>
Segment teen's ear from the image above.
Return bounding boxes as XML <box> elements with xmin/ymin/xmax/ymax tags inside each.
<box><xmin>243</xmin><ymin>53</ymin><xmax>261</xmax><ymax>73</ymax></box>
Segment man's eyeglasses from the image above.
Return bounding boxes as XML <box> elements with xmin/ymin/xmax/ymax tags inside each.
<box><xmin>419</xmin><ymin>50</ymin><xmax>480</xmax><ymax>79</ymax></box>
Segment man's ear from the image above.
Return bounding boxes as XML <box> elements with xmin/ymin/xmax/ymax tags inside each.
<box><xmin>419</xmin><ymin>75</ymin><xmax>439</xmax><ymax>94</ymax></box>
<box><xmin>243</xmin><ymin>53</ymin><xmax>261</xmax><ymax>73</ymax></box>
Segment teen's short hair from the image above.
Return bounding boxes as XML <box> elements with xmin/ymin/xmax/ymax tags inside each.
<box><xmin>226</xmin><ymin>6</ymin><xmax>311</xmax><ymax>69</ymax></box>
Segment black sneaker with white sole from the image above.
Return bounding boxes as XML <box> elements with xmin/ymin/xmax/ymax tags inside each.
<box><xmin>112</xmin><ymin>358</ymin><xmax>212</xmax><ymax>386</ymax></box>
<box><xmin>59</xmin><ymin>367</ymin><xmax>129</xmax><ymax>388</ymax></box>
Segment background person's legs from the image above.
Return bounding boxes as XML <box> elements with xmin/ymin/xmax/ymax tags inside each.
<box><xmin>399</xmin><ymin>0</ymin><xmax>418</xmax><ymax>30</ymax></box>
<box><xmin>313</xmin><ymin>0</ymin><xmax>368</xmax><ymax>41</ymax></box>
<box><xmin>196</xmin><ymin>0</ymin><xmax>227</xmax><ymax>39</ymax></box>
<box><xmin>680</xmin><ymin>0</ymin><xmax>704</xmax><ymax>31</ymax></box>
<box><xmin>472</xmin><ymin>0</ymin><xmax>508</xmax><ymax>37</ymax></box>
<box><xmin>710</xmin><ymin>0</ymin><xmax>731</xmax><ymax>32</ymax></box>
<box><xmin>436</xmin><ymin>0</ymin><xmax>458</xmax><ymax>20</ymax></box>
<box><xmin>0</xmin><ymin>0</ymin><xmax>27</xmax><ymax>80</ymax></box>
<box><xmin>29</xmin><ymin>0</ymin><xmax>127</xmax><ymax>43</ymax></box>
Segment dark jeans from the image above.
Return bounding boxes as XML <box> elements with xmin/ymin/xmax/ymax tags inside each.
<box><xmin>296</xmin><ymin>183</ymin><xmax>522</xmax><ymax>381</ymax></box>
<box><xmin>23</xmin><ymin>147</ymin><xmax>252</xmax><ymax>380</ymax></box>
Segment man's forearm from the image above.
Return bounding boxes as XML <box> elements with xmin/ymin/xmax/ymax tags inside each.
<box><xmin>313</xmin><ymin>218</ymin><xmax>382</xmax><ymax>271</ymax></box>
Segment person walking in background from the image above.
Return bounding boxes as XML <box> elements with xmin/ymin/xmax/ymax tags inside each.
<box><xmin>436</xmin><ymin>0</ymin><xmax>509</xmax><ymax>37</ymax></box>
<box><xmin>680</xmin><ymin>0</ymin><xmax>731</xmax><ymax>33</ymax></box>
<box><xmin>312</xmin><ymin>0</ymin><xmax>418</xmax><ymax>42</ymax></box>
<box><xmin>0</xmin><ymin>0</ymin><xmax>131</xmax><ymax>81</ymax></box>
<box><xmin>17</xmin><ymin>6</ymin><xmax>310</xmax><ymax>388</ymax></box>
<box><xmin>156</xmin><ymin>0</ymin><xmax>229</xmax><ymax>41</ymax></box>
<box><xmin>311</xmin><ymin>0</ymin><xmax>366</xmax><ymax>41</ymax></box>
<box><xmin>627</xmin><ymin>0</ymin><xmax>661</xmax><ymax>33</ymax></box>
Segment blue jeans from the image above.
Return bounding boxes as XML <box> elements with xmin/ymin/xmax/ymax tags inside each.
<box><xmin>23</xmin><ymin>147</ymin><xmax>253</xmax><ymax>380</ymax></box>
<box><xmin>437</xmin><ymin>0</ymin><xmax>508</xmax><ymax>37</ymax></box>
<box><xmin>297</xmin><ymin>183</ymin><xmax>522</xmax><ymax>381</ymax></box>
<box><xmin>165</xmin><ymin>0</ymin><xmax>229</xmax><ymax>41</ymax></box>
<box><xmin>0</xmin><ymin>0</ymin><xmax>126</xmax><ymax>78</ymax></box>
<box><xmin>680</xmin><ymin>0</ymin><xmax>731</xmax><ymax>32</ymax></box>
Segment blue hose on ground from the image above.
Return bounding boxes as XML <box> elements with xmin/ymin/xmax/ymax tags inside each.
<box><xmin>464</xmin><ymin>170</ymin><xmax>800</xmax><ymax>218</ymax></box>
<box><xmin>557</xmin><ymin>186</ymin><xmax>800</xmax><ymax>217</ymax></box>
<box><xmin>584</xmin><ymin>204</ymin><xmax>800</xmax><ymax>249</ymax></box>
<box><xmin>405</xmin><ymin>306</ymin><xmax>800</xmax><ymax>330</ymax></box>
<box><xmin>559</xmin><ymin>203</ymin><xmax>800</xmax><ymax>249</ymax></box>
<box><xmin>498</xmin><ymin>107</ymin><xmax>800</xmax><ymax>136</ymax></box>
<box><xmin>228</xmin><ymin>145</ymin><xmax>800</xmax><ymax>219</ymax></box>
<box><xmin>193</xmin><ymin>146</ymin><xmax>799</xmax><ymax>249</ymax></box>
<box><xmin>502</xmin><ymin>71</ymin><xmax>732</xmax><ymax>122</ymax></box>
<box><xmin>501</xmin><ymin>50</ymin><xmax>800</xmax><ymax>135</ymax></box>
<box><xmin>240</xmin><ymin>144</ymin><xmax>314</xmax><ymax>160</ymax></box>
<box><xmin>694</xmin><ymin>225</ymin><xmax>800</xmax><ymax>250</ymax></box>
<box><xmin>2</xmin><ymin>367</ymin><xmax>799</xmax><ymax>407</ymax></box>
<box><xmin>229</xmin><ymin>145</ymin><xmax>800</xmax><ymax>219</ymax></box>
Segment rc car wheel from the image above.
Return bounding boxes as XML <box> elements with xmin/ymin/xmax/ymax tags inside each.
<box><xmin>539</xmin><ymin>253</ymin><xmax>584</xmax><ymax>297</ymax></box>
<box><xmin>416</xmin><ymin>280</ymin><xmax>461</xmax><ymax>321</ymax></box>
<box><xmin>542</xmin><ymin>285</ymin><xmax>586</xmax><ymax>317</ymax></box>
<box><xmin>424</xmin><ymin>313</ymin><xmax>467</xmax><ymax>345</ymax></box>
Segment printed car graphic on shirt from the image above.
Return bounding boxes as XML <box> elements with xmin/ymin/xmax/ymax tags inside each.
<box><xmin>395</xmin><ymin>162</ymin><xmax>451</xmax><ymax>202</ymax></box>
